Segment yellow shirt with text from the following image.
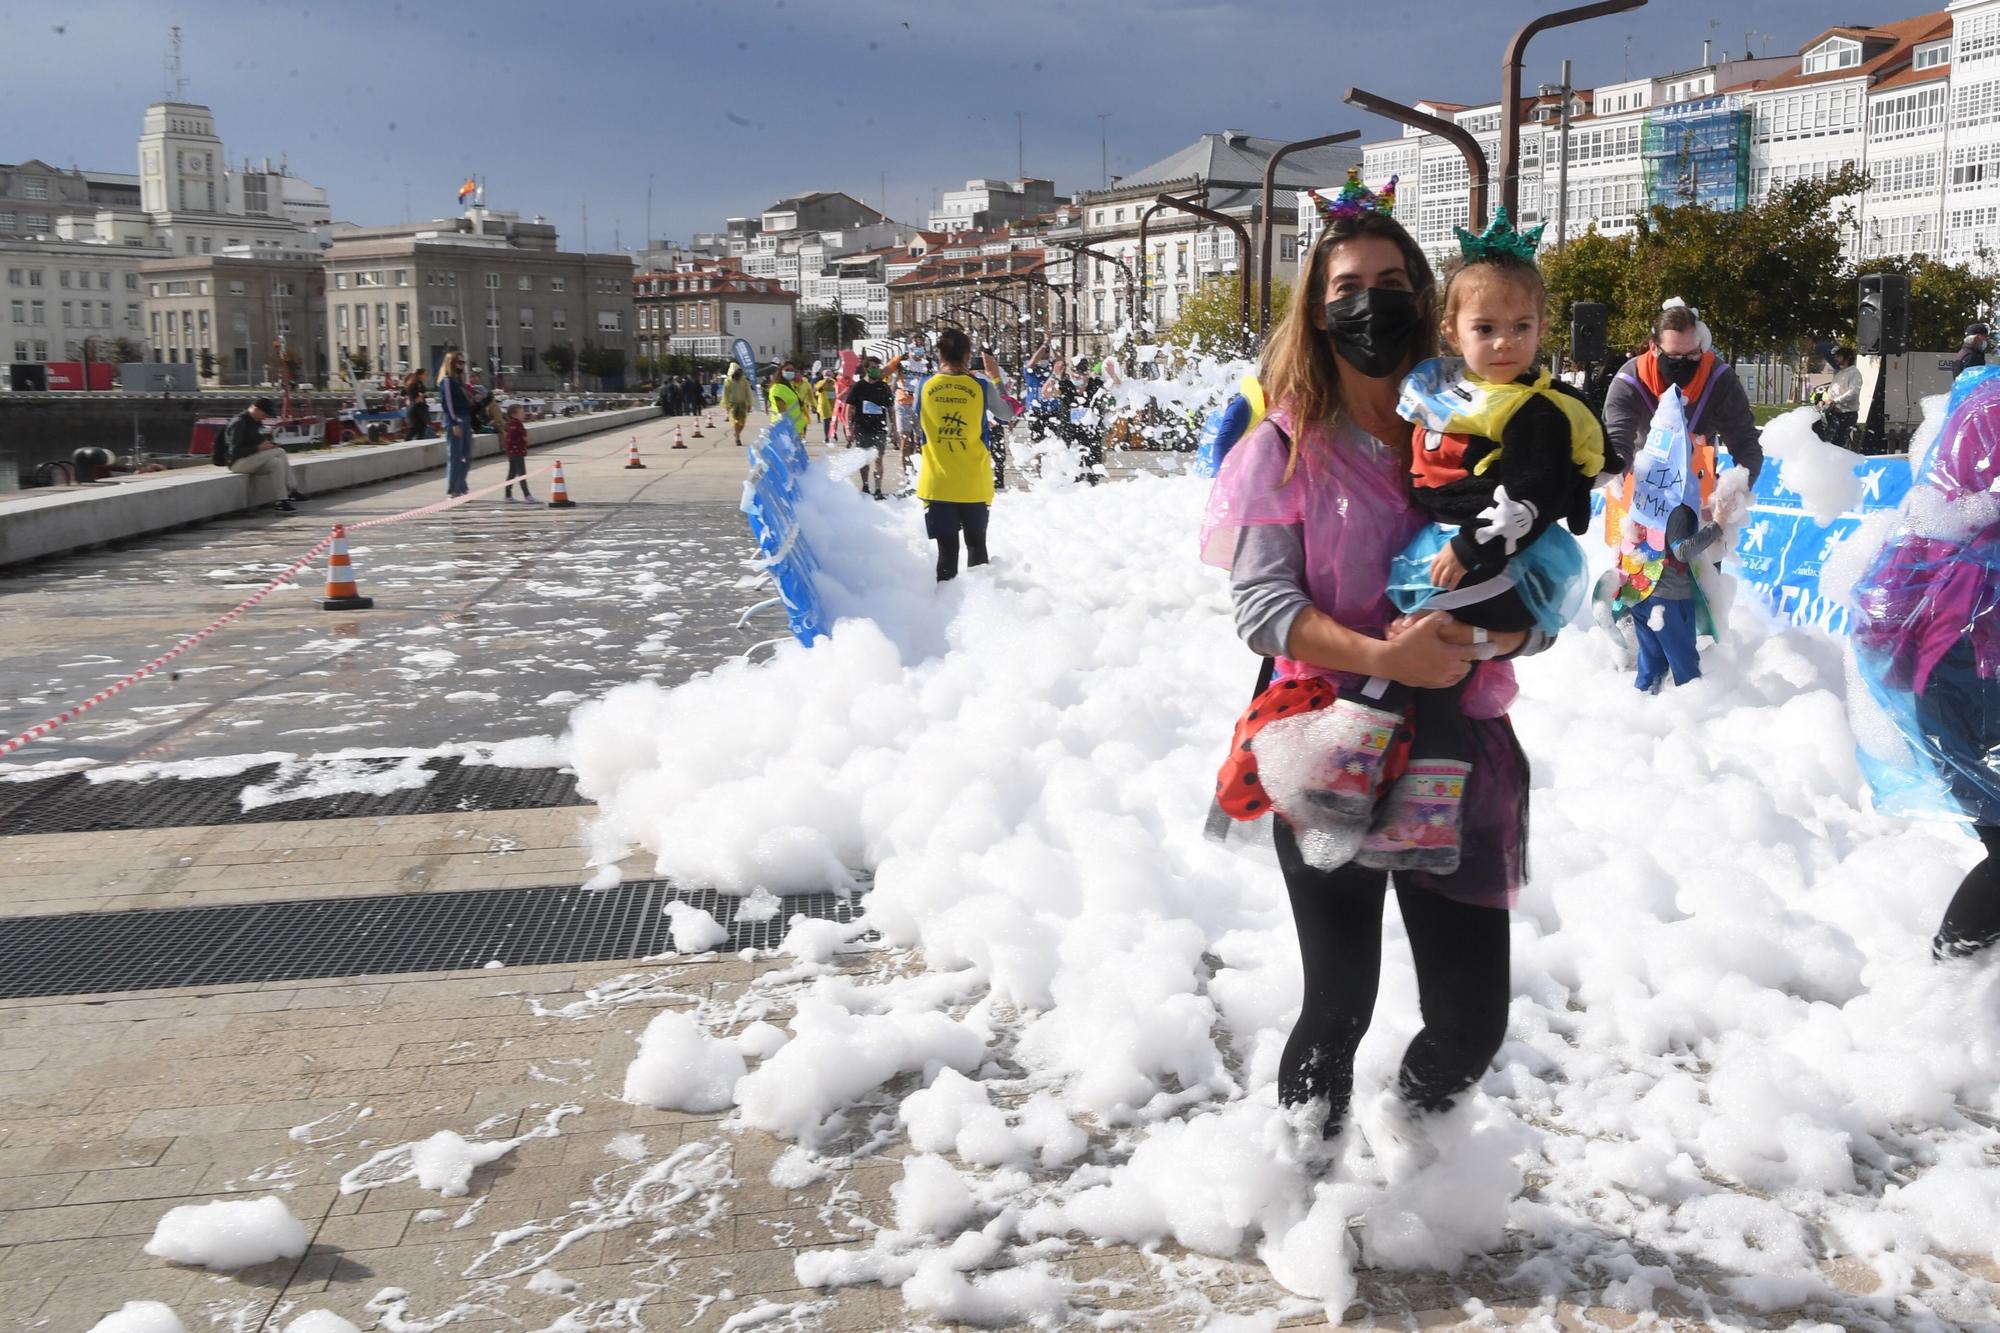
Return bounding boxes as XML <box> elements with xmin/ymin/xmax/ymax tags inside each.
<box><xmin>916</xmin><ymin>372</ymin><xmax>993</xmax><ymax>504</ymax></box>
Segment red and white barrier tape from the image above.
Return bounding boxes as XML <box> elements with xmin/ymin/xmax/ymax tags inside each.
<box><xmin>1</xmin><ymin>432</ymin><xmax>669</xmax><ymax>759</ymax></box>
<box><xmin>1</xmin><ymin>531</ymin><xmax>336</xmax><ymax>758</ymax></box>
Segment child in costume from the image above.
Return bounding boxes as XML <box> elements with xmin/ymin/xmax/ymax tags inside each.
<box><xmin>1299</xmin><ymin>203</ymin><xmax>1602</xmax><ymax>873</ymax></box>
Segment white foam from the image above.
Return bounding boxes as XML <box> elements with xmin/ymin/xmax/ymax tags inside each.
<box><xmin>143</xmin><ymin>1196</ymin><xmax>308</xmax><ymax>1270</ymax></box>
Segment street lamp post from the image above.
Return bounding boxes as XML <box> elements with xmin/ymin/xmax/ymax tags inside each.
<box><xmin>1345</xmin><ymin>88</ymin><xmax>1490</xmax><ymax>229</ymax></box>
<box><xmin>1154</xmin><ymin>193</ymin><xmax>1253</xmax><ymax>353</ymax></box>
<box><xmin>1057</xmin><ymin>241</ymin><xmax>1136</xmax><ymax>352</ymax></box>
<box><xmin>1499</xmin><ymin>0</ymin><xmax>1648</xmax><ymax>218</ymax></box>
<box><xmin>1539</xmin><ymin>60</ymin><xmax>1576</xmax><ymax>249</ymax></box>
<box><xmin>1258</xmin><ymin>130</ymin><xmax>1360</xmax><ymax>335</ymax></box>
<box><xmin>1135</xmin><ymin>200</ymin><xmax>1170</xmax><ymax>337</ymax></box>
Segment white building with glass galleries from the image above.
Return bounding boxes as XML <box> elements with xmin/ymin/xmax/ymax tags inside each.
<box><xmin>1333</xmin><ymin>3</ymin><xmax>2000</xmax><ymax>274</ymax></box>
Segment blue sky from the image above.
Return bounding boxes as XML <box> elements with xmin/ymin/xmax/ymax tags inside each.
<box><xmin>10</xmin><ymin>0</ymin><xmax>1849</xmax><ymax>250</ymax></box>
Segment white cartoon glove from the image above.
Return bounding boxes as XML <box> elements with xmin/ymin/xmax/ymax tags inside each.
<box><xmin>1474</xmin><ymin>485</ymin><xmax>1537</xmax><ymax>555</ymax></box>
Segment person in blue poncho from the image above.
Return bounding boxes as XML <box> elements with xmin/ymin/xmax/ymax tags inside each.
<box><xmin>1850</xmin><ymin>366</ymin><xmax>2000</xmax><ymax>961</ymax></box>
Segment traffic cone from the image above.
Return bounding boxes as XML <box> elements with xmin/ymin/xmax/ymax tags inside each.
<box><xmin>689</xmin><ymin>416</ymin><xmax>705</xmax><ymax>439</ymax></box>
<box><xmin>321</xmin><ymin>524</ymin><xmax>375</xmax><ymax>611</ymax></box>
<box><xmin>625</xmin><ymin>435</ymin><xmax>646</xmax><ymax>469</ymax></box>
<box><xmin>672</xmin><ymin>423</ymin><xmax>687</xmax><ymax>450</ymax></box>
<box><xmin>547</xmin><ymin>459</ymin><xmax>577</xmax><ymax>509</ymax></box>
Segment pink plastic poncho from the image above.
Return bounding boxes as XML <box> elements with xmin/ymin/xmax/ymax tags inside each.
<box><xmin>1200</xmin><ymin>412</ymin><xmax>1518</xmax><ymax>718</ymax></box>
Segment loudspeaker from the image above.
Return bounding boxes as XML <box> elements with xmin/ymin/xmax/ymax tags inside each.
<box><xmin>1857</xmin><ymin>273</ymin><xmax>1910</xmax><ymax>355</ymax></box>
<box><xmin>1570</xmin><ymin>302</ymin><xmax>1608</xmax><ymax>365</ymax></box>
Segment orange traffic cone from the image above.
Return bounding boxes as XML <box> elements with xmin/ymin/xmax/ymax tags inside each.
<box><xmin>689</xmin><ymin>416</ymin><xmax>705</xmax><ymax>439</ymax></box>
<box><xmin>321</xmin><ymin>524</ymin><xmax>375</xmax><ymax>610</ymax></box>
<box><xmin>672</xmin><ymin>423</ymin><xmax>687</xmax><ymax>450</ymax></box>
<box><xmin>625</xmin><ymin>435</ymin><xmax>646</xmax><ymax>469</ymax></box>
<box><xmin>547</xmin><ymin>459</ymin><xmax>576</xmax><ymax>509</ymax></box>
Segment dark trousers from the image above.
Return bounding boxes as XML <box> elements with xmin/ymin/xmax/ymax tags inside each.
<box><xmin>1936</xmin><ymin>826</ymin><xmax>2000</xmax><ymax>960</ymax></box>
<box><xmin>1632</xmin><ymin>595</ymin><xmax>1701</xmax><ymax>688</ymax></box>
<box><xmin>1274</xmin><ymin>821</ymin><xmax>1510</xmax><ymax>1134</ymax></box>
<box><xmin>503</xmin><ymin>454</ymin><xmax>531</xmax><ymax>498</ymax></box>
<box><xmin>444</xmin><ymin>425</ymin><xmax>471</xmax><ymax>496</ymax></box>
<box><xmin>924</xmin><ymin>500</ymin><xmax>989</xmax><ymax>582</ymax></box>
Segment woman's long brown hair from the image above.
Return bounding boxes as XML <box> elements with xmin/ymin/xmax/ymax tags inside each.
<box><xmin>1260</xmin><ymin>211</ymin><xmax>1438</xmax><ymax>481</ymax></box>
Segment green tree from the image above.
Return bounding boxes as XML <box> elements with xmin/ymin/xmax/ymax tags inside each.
<box><xmin>543</xmin><ymin>343</ymin><xmax>576</xmax><ymax>381</ymax></box>
<box><xmin>1540</xmin><ymin>229</ymin><xmax>1640</xmax><ymax>358</ymax></box>
<box><xmin>347</xmin><ymin>346</ymin><xmax>372</xmax><ymax>379</ymax></box>
<box><xmin>585</xmin><ymin>345</ymin><xmax>626</xmax><ymax>381</ymax></box>
<box><xmin>1164</xmin><ymin>275</ymin><xmax>1283</xmax><ymax>355</ymax></box>
<box><xmin>110</xmin><ymin>337</ymin><xmax>144</xmax><ymax>364</ymax></box>
<box><xmin>1865</xmin><ymin>249</ymin><xmax>2000</xmax><ymax>351</ymax></box>
<box><xmin>1626</xmin><ymin>167</ymin><xmax>1863</xmax><ymax>359</ymax></box>
<box><xmin>813</xmin><ymin>309</ymin><xmax>867</xmax><ymax>348</ymax></box>
<box><xmin>198</xmin><ymin>348</ymin><xmax>215</xmax><ymax>379</ymax></box>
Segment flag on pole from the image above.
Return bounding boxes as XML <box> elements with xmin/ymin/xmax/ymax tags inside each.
<box><xmin>457</xmin><ymin>177</ymin><xmax>478</xmax><ymax>204</ymax></box>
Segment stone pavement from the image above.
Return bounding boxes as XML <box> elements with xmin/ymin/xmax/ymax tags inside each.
<box><xmin>0</xmin><ymin>421</ymin><xmax>1892</xmax><ymax>1330</ymax></box>
<box><xmin>0</xmin><ymin>815</ymin><xmax>1914</xmax><ymax>1331</ymax></box>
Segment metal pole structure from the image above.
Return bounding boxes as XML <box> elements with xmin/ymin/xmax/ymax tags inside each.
<box><xmin>1556</xmin><ymin>61</ymin><xmax>1572</xmax><ymax>249</ymax></box>
<box><xmin>1345</xmin><ymin>88</ymin><xmax>1490</xmax><ymax>229</ymax></box>
<box><xmin>1258</xmin><ymin>131</ymin><xmax>1360</xmax><ymax>335</ymax></box>
<box><xmin>1499</xmin><ymin>0</ymin><xmax>1647</xmax><ymax>218</ymax></box>
<box><xmin>1058</xmin><ymin>241</ymin><xmax>1135</xmax><ymax>351</ymax></box>
<box><xmin>1135</xmin><ymin>201</ymin><xmax>1169</xmax><ymax>338</ymax></box>
<box><xmin>1155</xmin><ymin>194</ymin><xmax>1252</xmax><ymax>352</ymax></box>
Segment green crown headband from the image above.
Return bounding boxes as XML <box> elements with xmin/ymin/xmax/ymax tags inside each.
<box><xmin>1454</xmin><ymin>207</ymin><xmax>1545</xmax><ymax>263</ymax></box>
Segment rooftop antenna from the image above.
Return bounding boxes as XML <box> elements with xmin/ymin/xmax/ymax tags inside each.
<box><xmin>163</xmin><ymin>25</ymin><xmax>187</xmax><ymax>99</ymax></box>
<box><xmin>1622</xmin><ymin>35</ymin><xmax>1632</xmax><ymax>80</ymax></box>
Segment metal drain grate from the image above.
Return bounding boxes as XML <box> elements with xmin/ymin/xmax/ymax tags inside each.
<box><xmin>0</xmin><ymin>877</ymin><xmax>869</xmax><ymax>1000</ymax></box>
<box><xmin>0</xmin><ymin>757</ymin><xmax>586</xmax><ymax>836</ymax></box>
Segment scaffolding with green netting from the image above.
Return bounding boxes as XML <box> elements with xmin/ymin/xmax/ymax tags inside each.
<box><xmin>1642</xmin><ymin>98</ymin><xmax>1752</xmax><ymax>211</ymax></box>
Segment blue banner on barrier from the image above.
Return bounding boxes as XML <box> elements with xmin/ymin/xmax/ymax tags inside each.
<box><xmin>732</xmin><ymin>337</ymin><xmax>760</xmax><ymax>395</ymax></box>
<box><xmin>1731</xmin><ymin>450</ymin><xmax>1912</xmax><ymax>634</ymax></box>
<box><xmin>740</xmin><ymin>419</ymin><xmax>831</xmax><ymax>646</ymax></box>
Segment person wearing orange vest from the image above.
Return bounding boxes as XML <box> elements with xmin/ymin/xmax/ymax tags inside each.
<box><xmin>1602</xmin><ymin>302</ymin><xmax>1763</xmax><ymax>485</ymax></box>
<box><xmin>1600</xmin><ymin>301</ymin><xmax>1763</xmax><ymax>691</ymax></box>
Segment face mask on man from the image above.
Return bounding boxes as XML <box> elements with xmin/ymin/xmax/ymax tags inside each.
<box><xmin>1322</xmin><ymin>287</ymin><xmax>1422</xmax><ymax>379</ymax></box>
<box><xmin>1658</xmin><ymin>351</ymin><xmax>1702</xmax><ymax>387</ymax></box>
<box><xmin>782</xmin><ymin>369</ymin><xmax>796</xmax><ymax>381</ymax></box>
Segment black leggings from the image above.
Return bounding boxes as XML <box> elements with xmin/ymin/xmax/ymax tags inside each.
<box><xmin>503</xmin><ymin>454</ymin><xmax>531</xmax><ymax>498</ymax></box>
<box><xmin>1935</xmin><ymin>825</ymin><xmax>2000</xmax><ymax>961</ymax></box>
<box><xmin>1274</xmin><ymin>821</ymin><xmax>1511</xmax><ymax>1134</ymax></box>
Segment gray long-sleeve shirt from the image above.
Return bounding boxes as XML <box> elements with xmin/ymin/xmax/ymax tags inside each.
<box><xmin>1603</xmin><ymin>354</ymin><xmax>1763</xmax><ymax>481</ymax></box>
<box><xmin>1229</xmin><ymin>524</ymin><xmax>1551</xmax><ymax>661</ymax></box>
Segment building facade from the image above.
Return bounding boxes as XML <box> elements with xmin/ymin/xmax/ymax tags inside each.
<box><xmin>1045</xmin><ymin>130</ymin><xmax>1362</xmax><ymax>351</ymax></box>
<box><xmin>1350</xmin><ymin>4</ymin><xmax>2000</xmax><ymax>272</ymax></box>
<box><xmin>6</xmin><ymin>236</ymin><xmax>164</xmax><ymax>365</ymax></box>
<box><xmin>887</xmin><ymin>240</ymin><xmax>1048</xmax><ymax>362</ymax></box>
<box><xmin>321</xmin><ymin>209</ymin><xmax>633</xmax><ymax>388</ymax></box>
<box><xmin>139</xmin><ymin>253</ymin><xmax>326</xmax><ymax>386</ymax></box>
<box><xmin>135</xmin><ymin>101</ymin><xmax>322</xmax><ymax>258</ymax></box>
<box><xmin>0</xmin><ymin>161</ymin><xmax>140</xmax><ymax>242</ymax></box>
<box><xmin>928</xmin><ymin>178</ymin><xmax>1063</xmax><ymax>233</ymax></box>
<box><xmin>633</xmin><ymin>264</ymin><xmax>796</xmax><ymax>363</ymax></box>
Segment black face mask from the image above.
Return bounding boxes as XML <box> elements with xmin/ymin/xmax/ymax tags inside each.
<box><xmin>1658</xmin><ymin>351</ymin><xmax>1703</xmax><ymax>387</ymax></box>
<box><xmin>1323</xmin><ymin>287</ymin><xmax>1422</xmax><ymax>379</ymax></box>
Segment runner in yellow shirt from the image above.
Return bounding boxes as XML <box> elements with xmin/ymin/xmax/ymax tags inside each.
<box><xmin>814</xmin><ymin>371</ymin><xmax>838</xmax><ymax>443</ymax></box>
<box><xmin>767</xmin><ymin>361</ymin><xmax>812</xmax><ymax>437</ymax></box>
<box><xmin>917</xmin><ymin>329</ymin><xmax>1014</xmax><ymax>580</ymax></box>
